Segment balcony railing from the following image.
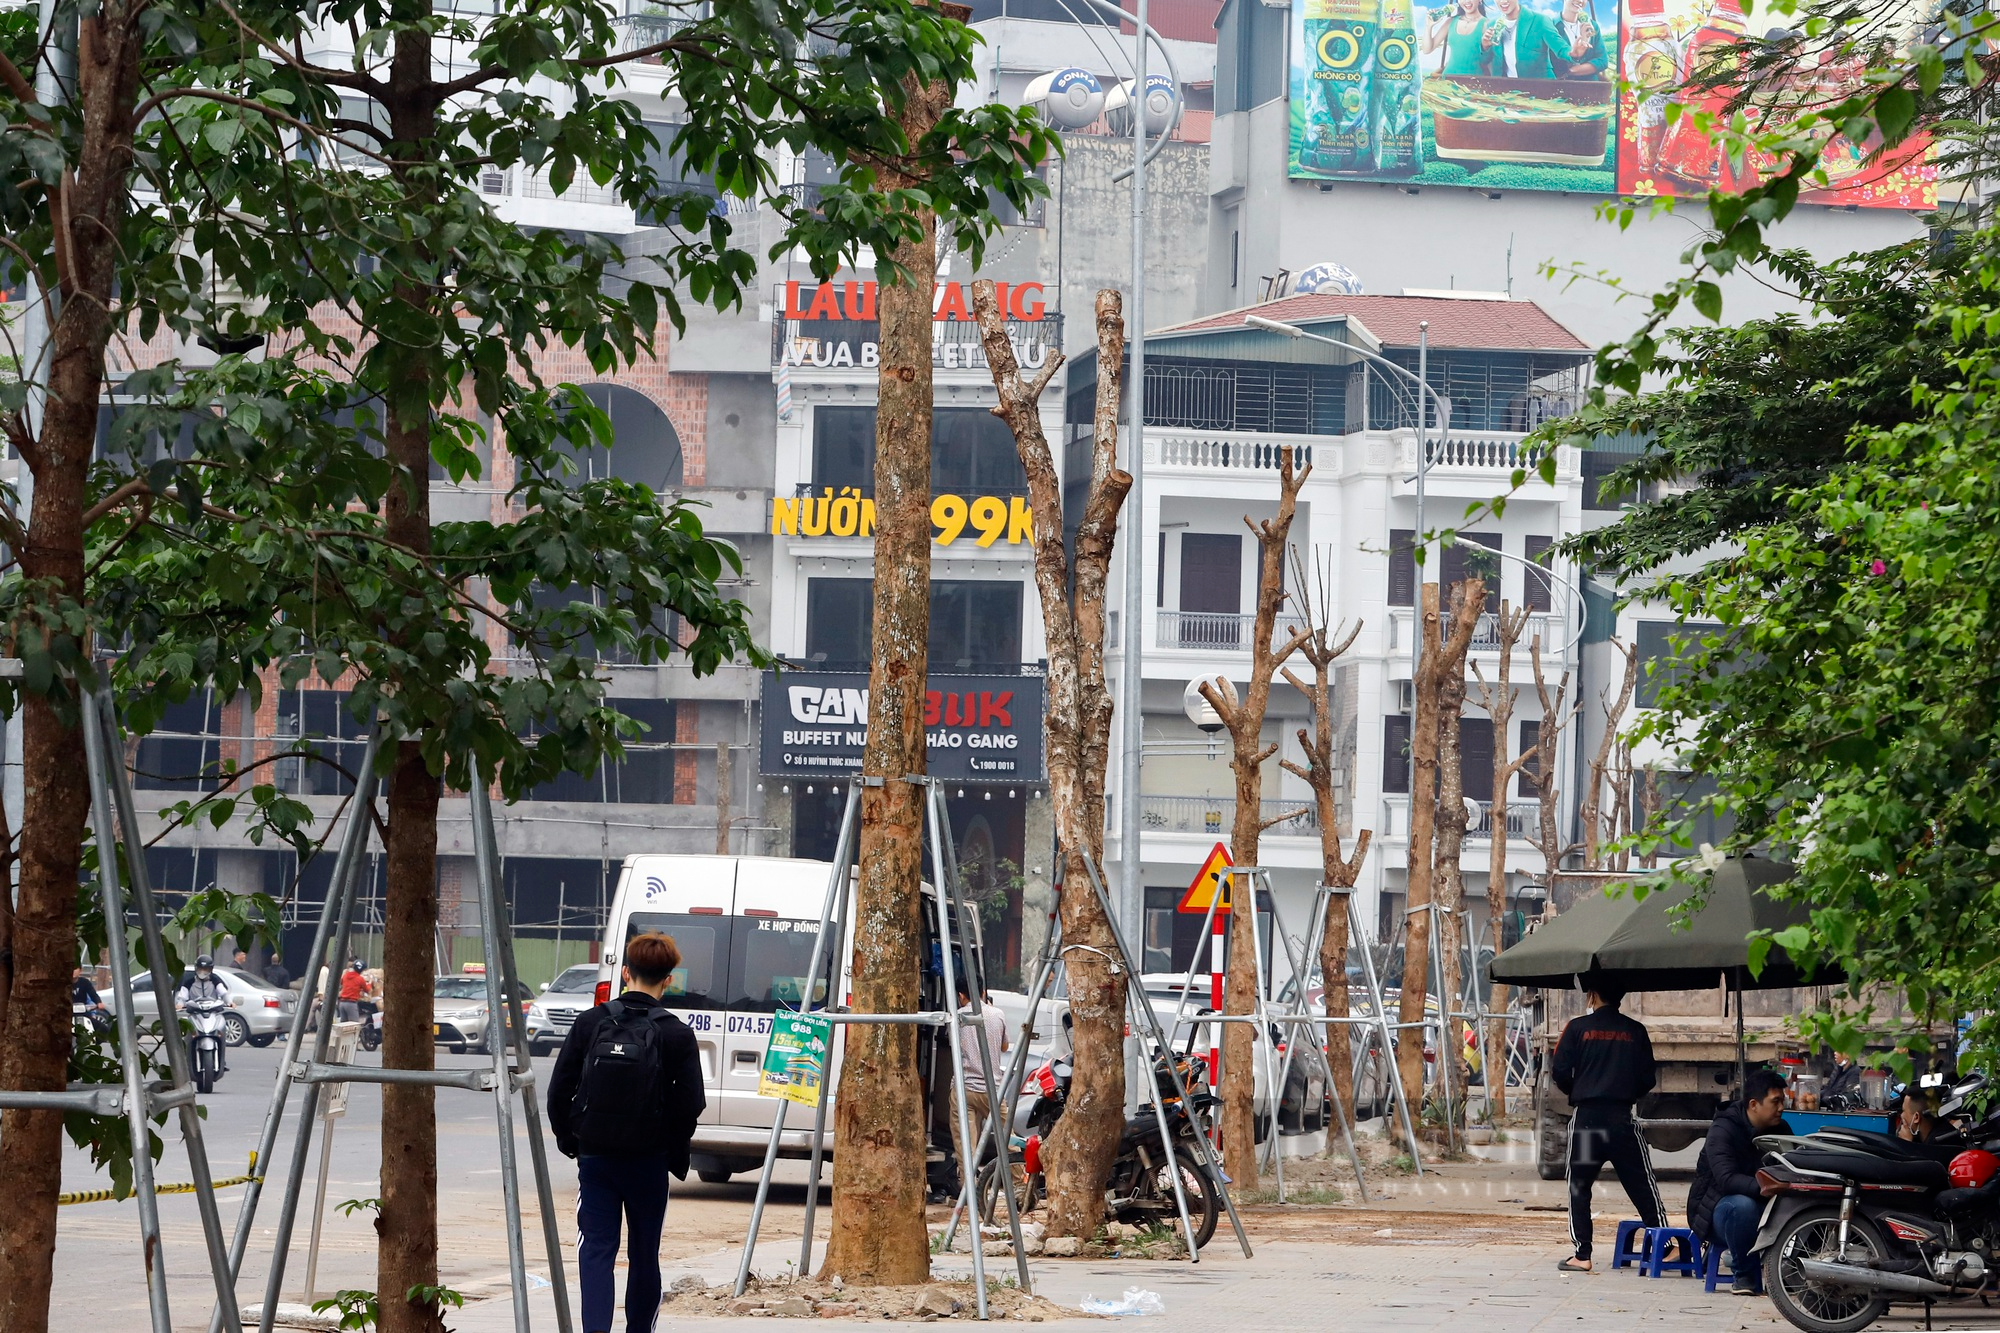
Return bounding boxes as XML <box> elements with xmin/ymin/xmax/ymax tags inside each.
<box><xmin>1386</xmin><ymin>608</ymin><xmax>1566</xmax><ymax>654</ymax></box>
<box><xmin>1156</xmin><ymin>610</ymin><xmax>1310</xmax><ymax>651</ymax></box>
<box><xmin>1140</xmin><ymin>795</ymin><xmax>1319</xmax><ymax>837</ymax></box>
<box><xmin>1381</xmin><ymin>793</ymin><xmax>1533</xmax><ymax>840</ymax></box>
<box><xmin>1148</xmin><ymin>430</ymin><xmax>1320</xmax><ymax>473</ymax></box>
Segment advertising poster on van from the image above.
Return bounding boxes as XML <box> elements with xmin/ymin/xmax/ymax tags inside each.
<box><xmin>1289</xmin><ymin>0</ymin><xmax>1619</xmax><ymax>192</ymax></box>
<box><xmin>758</xmin><ymin>1011</ymin><xmax>832</xmax><ymax>1106</ymax></box>
<box><xmin>760</xmin><ymin>670</ymin><xmax>1045</xmax><ymax>783</ymax></box>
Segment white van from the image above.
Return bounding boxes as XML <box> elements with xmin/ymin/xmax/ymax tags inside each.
<box><xmin>597</xmin><ymin>853</ymin><xmax>976</xmax><ymax>1184</ymax></box>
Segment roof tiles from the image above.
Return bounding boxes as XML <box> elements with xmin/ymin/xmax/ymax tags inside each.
<box><xmin>1157</xmin><ymin>292</ymin><xmax>1590</xmax><ymax>353</ymax></box>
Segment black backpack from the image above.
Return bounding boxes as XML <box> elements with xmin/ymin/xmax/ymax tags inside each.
<box><xmin>570</xmin><ymin>1001</ymin><xmax>686</xmax><ymax>1155</ymax></box>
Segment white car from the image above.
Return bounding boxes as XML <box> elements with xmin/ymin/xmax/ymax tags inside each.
<box><xmin>122</xmin><ymin>967</ymin><xmax>298</xmax><ymax>1048</ymax></box>
<box><xmin>526</xmin><ymin>964</ymin><xmax>602</xmax><ymax>1055</ymax></box>
<box><xmin>431</xmin><ymin>973</ymin><xmax>531</xmax><ymax>1055</ymax></box>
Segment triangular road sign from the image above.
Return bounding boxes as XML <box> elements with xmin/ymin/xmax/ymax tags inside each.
<box><xmin>1177</xmin><ymin>842</ymin><xmax>1235</xmax><ymax>914</ymax></box>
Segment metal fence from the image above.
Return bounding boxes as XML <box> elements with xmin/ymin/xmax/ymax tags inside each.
<box><xmin>1139</xmin><ymin>795</ymin><xmax>1319</xmax><ymax>837</ymax></box>
<box><xmin>1155</xmin><ymin>610</ymin><xmax>1311</xmax><ymax>651</ymax></box>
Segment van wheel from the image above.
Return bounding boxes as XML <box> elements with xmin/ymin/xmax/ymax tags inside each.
<box><xmin>697</xmin><ymin>1169</ymin><xmax>734</xmax><ymax>1185</ymax></box>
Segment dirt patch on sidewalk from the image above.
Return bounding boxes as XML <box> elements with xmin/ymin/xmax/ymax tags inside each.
<box><xmin>661</xmin><ymin>1276</ymin><xmax>1088</xmax><ymax>1322</ymax></box>
<box><xmin>1235</xmin><ymin>1204</ymin><xmax>1573</xmax><ymax>1247</ymax></box>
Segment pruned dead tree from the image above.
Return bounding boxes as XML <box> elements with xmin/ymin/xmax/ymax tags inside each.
<box><xmin>1198</xmin><ymin>448</ymin><xmax>1312</xmax><ymax>1188</ymax></box>
<box><xmin>1395</xmin><ymin>577</ymin><xmax>1484</xmax><ymax>1117</ymax></box>
<box><xmin>1526</xmin><ymin>635</ymin><xmax>1575</xmax><ymax>885</ymax></box>
<box><xmin>1469</xmin><ymin>602</ymin><xmax>1532</xmax><ymax>1116</ymax></box>
<box><xmin>1277</xmin><ymin>546</ymin><xmax>1367</xmax><ymax>1134</ymax></box>
<box><xmin>1430</xmin><ymin>578</ymin><xmax>1485</xmax><ymax>1125</ymax></box>
<box><xmin>970</xmin><ymin>280</ymin><xmax>1130</xmax><ymax>1239</ymax></box>
<box><xmin>1581</xmin><ymin>637</ymin><xmax>1637</xmax><ymax>870</ymax></box>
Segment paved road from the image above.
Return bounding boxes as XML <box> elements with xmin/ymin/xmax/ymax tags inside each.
<box><xmin>43</xmin><ymin>1041</ymin><xmax>827</xmax><ymax>1331</ymax></box>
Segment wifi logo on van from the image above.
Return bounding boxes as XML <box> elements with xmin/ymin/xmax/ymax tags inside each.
<box><xmin>643</xmin><ymin>876</ymin><xmax>668</xmax><ymax>900</ymax></box>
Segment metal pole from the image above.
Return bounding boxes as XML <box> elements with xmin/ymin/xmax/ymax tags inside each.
<box><xmin>1274</xmin><ymin>885</ymin><xmax>1368</xmax><ymax>1198</ymax></box>
<box><xmin>1349</xmin><ymin>896</ymin><xmax>1424</xmax><ymax>1170</ymax></box>
<box><xmin>927</xmin><ymin>781</ymin><xmax>1031</xmax><ymax>1293</ymax></box>
<box><xmin>1241</xmin><ymin>871</ymin><xmax>1285</xmax><ymax>1197</ymax></box>
<box><xmin>1075</xmin><ymin>853</ymin><xmax>1253</xmax><ymax>1258</ymax></box>
<box><xmin>211</xmin><ymin>729</ymin><xmax>383</xmax><ymax>1333</ymax></box>
<box><xmin>1409</xmin><ymin>322</ymin><xmax>1430</xmax><ymax>750</ymax></box>
<box><xmin>78</xmin><ymin>690</ymin><xmax>175</xmax><ymax>1333</ymax></box>
<box><xmin>470</xmin><ymin>770</ymin><xmax>531</xmax><ymax>1331</ymax></box>
<box><xmin>1427</xmin><ymin>902</ymin><xmax>1457</xmax><ymax>1149</ymax></box>
<box><xmin>797</xmin><ymin>784</ymin><xmax>862</xmax><ymax>1276</ymax></box>
<box><xmin>736</xmin><ymin>779</ymin><xmax>861</xmax><ymax>1297</ymax></box>
<box><xmin>478</xmin><ymin>776</ymin><xmax>576</xmax><ymax>1333</ymax></box>
<box><xmin>925</xmin><ymin>783</ymin><xmax>990</xmax><ymax>1319</ymax></box>
<box><xmin>258</xmin><ymin>790</ymin><xmax>377</xmax><ymax>1333</ymax></box>
<box><xmin>91</xmin><ymin>690</ymin><xmax>244</xmax><ymax>1333</ymax></box>
<box><xmin>1115</xmin><ymin>0</ymin><xmax>1149</xmax><ymax>943</ymax></box>
<box><xmin>301</xmin><ymin>1110</ymin><xmax>338</xmax><ymax>1305</ymax></box>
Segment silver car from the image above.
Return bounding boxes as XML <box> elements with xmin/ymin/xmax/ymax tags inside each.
<box><xmin>432</xmin><ymin>974</ymin><xmax>531</xmax><ymax>1054</ymax></box>
<box><xmin>123</xmin><ymin>966</ymin><xmax>299</xmax><ymax>1048</ymax></box>
<box><xmin>526</xmin><ymin>964</ymin><xmax>602</xmax><ymax>1056</ymax></box>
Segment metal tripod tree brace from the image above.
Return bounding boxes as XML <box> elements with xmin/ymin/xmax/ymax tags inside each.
<box><xmin>732</xmin><ymin>776</ymin><xmax>1031</xmax><ymax>1318</ymax></box>
<box><xmin>209</xmin><ymin>740</ymin><xmax>574</xmax><ymax>1333</ymax></box>
<box><xmin>0</xmin><ymin>685</ymin><xmax>248</xmax><ymax>1333</ymax></box>
<box><xmin>1254</xmin><ymin>880</ymin><xmax>1369</xmax><ymax>1200</ymax></box>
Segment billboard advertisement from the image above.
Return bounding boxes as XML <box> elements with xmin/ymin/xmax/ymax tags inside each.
<box><xmin>1290</xmin><ymin>0</ymin><xmax>1620</xmax><ymax>191</ymax></box>
<box><xmin>1617</xmin><ymin>0</ymin><xmax>1934</xmax><ymax>206</ymax></box>
<box><xmin>759</xmin><ymin>670</ymin><xmax>1046</xmax><ymax>783</ymax></box>
<box><xmin>1287</xmin><ymin>0</ymin><xmax>1933</xmax><ymax>206</ymax></box>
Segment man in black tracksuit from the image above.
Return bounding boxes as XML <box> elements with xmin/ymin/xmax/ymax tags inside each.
<box><xmin>1552</xmin><ymin>983</ymin><xmax>1666</xmax><ymax>1273</ymax></box>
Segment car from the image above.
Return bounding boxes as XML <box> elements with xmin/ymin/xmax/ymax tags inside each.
<box><xmin>525</xmin><ymin>964</ymin><xmax>602</xmax><ymax>1055</ymax></box>
<box><xmin>431</xmin><ymin>973</ymin><xmax>532</xmax><ymax>1055</ymax></box>
<box><xmin>121</xmin><ymin>966</ymin><xmax>299</xmax><ymax>1048</ymax></box>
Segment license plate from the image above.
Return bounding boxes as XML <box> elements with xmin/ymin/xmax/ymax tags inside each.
<box><xmin>432</xmin><ymin>1024</ymin><xmax>441</xmax><ymax>1036</ymax></box>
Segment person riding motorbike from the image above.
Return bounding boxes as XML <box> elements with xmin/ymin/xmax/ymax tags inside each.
<box><xmin>71</xmin><ymin>966</ymin><xmax>105</xmax><ymax>1014</ymax></box>
<box><xmin>338</xmin><ymin>957</ymin><xmax>369</xmax><ymax>1022</ymax></box>
<box><xmin>178</xmin><ymin>955</ymin><xmax>230</xmax><ymax>1071</ymax></box>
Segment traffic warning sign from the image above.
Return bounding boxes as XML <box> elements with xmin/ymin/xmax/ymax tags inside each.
<box><xmin>1176</xmin><ymin>842</ymin><xmax>1235</xmax><ymax>914</ymax></box>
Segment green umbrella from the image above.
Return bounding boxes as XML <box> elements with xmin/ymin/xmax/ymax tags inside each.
<box><xmin>1490</xmin><ymin>858</ymin><xmax>1834</xmax><ymax>992</ymax></box>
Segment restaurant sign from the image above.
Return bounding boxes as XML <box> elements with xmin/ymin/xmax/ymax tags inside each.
<box><xmin>772</xmin><ymin>280</ymin><xmax>1059</xmax><ymax>371</ymax></box>
<box><xmin>760</xmin><ymin>670</ymin><xmax>1046</xmax><ymax>783</ymax></box>
<box><xmin>770</xmin><ymin>491</ymin><xmax>1035</xmax><ymax>546</ymax></box>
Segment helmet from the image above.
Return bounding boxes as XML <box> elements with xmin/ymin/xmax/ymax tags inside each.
<box><xmin>1950</xmin><ymin>1150</ymin><xmax>1999</xmax><ymax>1190</ymax></box>
<box><xmin>350</xmin><ymin>958</ymin><xmax>364</xmax><ymax>971</ymax></box>
<box><xmin>194</xmin><ymin>955</ymin><xmax>214</xmax><ymax>971</ymax></box>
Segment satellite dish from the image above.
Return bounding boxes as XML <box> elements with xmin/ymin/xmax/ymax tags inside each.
<box><xmin>1024</xmin><ymin>68</ymin><xmax>1106</xmax><ymax>130</ymax></box>
<box><xmin>1105</xmin><ymin>74</ymin><xmax>1180</xmax><ymax>139</ymax></box>
<box><xmin>1184</xmin><ymin>677</ymin><xmax>1231</xmax><ymax>734</ymax></box>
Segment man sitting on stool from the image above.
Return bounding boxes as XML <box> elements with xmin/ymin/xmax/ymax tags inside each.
<box><xmin>1554</xmin><ymin>979</ymin><xmax>1667</xmax><ymax>1273</ymax></box>
<box><xmin>1688</xmin><ymin>1067</ymin><xmax>1792</xmax><ymax>1295</ymax></box>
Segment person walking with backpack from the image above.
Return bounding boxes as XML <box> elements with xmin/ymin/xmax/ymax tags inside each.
<box><xmin>549</xmin><ymin>933</ymin><xmax>705</xmax><ymax>1333</ymax></box>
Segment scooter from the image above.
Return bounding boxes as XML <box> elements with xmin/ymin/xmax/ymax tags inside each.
<box><xmin>184</xmin><ymin>997</ymin><xmax>229</xmax><ymax>1094</ymax></box>
<box><xmin>1755</xmin><ymin>1073</ymin><xmax>2000</xmax><ymax>1333</ymax></box>
<box><xmin>358</xmin><ymin>999</ymin><xmax>383</xmax><ymax>1053</ymax></box>
<box><xmin>72</xmin><ymin>1000</ymin><xmax>112</xmax><ymax>1037</ymax></box>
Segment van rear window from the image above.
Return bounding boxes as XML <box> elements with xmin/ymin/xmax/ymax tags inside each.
<box><xmin>624</xmin><ymin>915</ymin><xmax>725</xmax><ymax>1008</ymax></box>
<box><xmin>728</xmin><ymin>918</ymin><xmax>828</xmax><ymax>1012</ymax></box>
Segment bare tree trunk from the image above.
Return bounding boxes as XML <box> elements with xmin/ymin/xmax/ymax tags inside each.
<box><xmin>971</xmin><ymin>281</ymin><xmax>1129</xmax><ymax>1239</ymax></box>
<box><xmin>1527</xmin><ymin>637</ymin><xmax>1572</xmax><ymax>885</ymax></box>
<box><xmin>1198</xmin><ymin>453</ymin><xmax>1310</xmax><ymax>1187</ymax></box>
<box><xmin>1431</xmin><ymin>580</ymin><xmax>1482</xmax><ymax>1127</ymax></box>
<box><xmin>1394</xmin><ymin>580</ymin><xmax>1482</xmax><ymax>1118</ymax></box>
<box><xmin>1470</xmin><ymin>605</ymin><xmax>1529</xmax><ymax>1117</ymax></box>
<box><xmin>1278</xmin><ymin>549</ymin><xmax>1366</xmax><ymax>1135</ymax></box>
<box><xmin>0</xmin><ymin>9</ymin><xmax>144</xmax><ymax>1325</ymax></box>
<box><xmin>822</xmin><ymin>68</ymin><xmax>948</xmax><ymax>1282</ymax></box>
<box><xmin>1580</xmin><ymin>638</ymin><xmax>1635</xmax><ymax>871</ymax></box>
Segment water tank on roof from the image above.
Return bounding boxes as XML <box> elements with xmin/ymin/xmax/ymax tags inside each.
<box><xmin>1104</xmin><ymin>74</ymin><xmax>1180</xmax><ymax>139</ymax></box>
<box><xmin>1293</xmin><ymin>262</ymin><xmax>1364</xmax><ymax>296</ymax></box>
<box><xmin>1024</xmin><ymin>69</ymin><xmax>1107</xmax><ymax>130</ymax></box>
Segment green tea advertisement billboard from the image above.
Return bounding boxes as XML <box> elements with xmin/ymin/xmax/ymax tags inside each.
<box><xmin>1290</xmin><ymin>0</ymin><xmax>1618</xmax><ymax>192</ymax></box>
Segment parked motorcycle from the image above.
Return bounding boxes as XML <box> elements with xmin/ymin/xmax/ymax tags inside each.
<box><xmin>184</xmin><ymin>997</ymin><xmax>229</xmax><ymax>1094</ymax></box>
<box><xmin>1756</xmin><ymin>1073</ymin><xmax>1999</xmax><ymax>1333</ymax></box>
<box><xmin>979</xmin><ymin>1050</ymin><xmax>1223</xmax><ymax>1249</ymax></box>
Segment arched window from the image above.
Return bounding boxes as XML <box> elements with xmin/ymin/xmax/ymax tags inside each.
<box><xmin>558</xmin><ymin>383</ymin><xmax>683</xmax><ymax>492</ymax></box>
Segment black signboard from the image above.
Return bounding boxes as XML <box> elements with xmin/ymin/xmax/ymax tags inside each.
<box><xmin>760</xmin><ymin>670</ymin><xmax>1045</xmax><ymax>783</ymax></box>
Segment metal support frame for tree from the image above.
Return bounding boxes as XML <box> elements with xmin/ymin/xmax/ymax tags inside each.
<box><xmin>1259</xmin><ymin>884</ymin><xmax>1368</xmax><ymax>1200</ymax></box>
<box><xmin>201</xmin><ymin>734</ymin><xmax>573</xmax><ymax>1333</ymax></box>
<box><xmin>732</xmin><ymin>776</ymin><xmax>1031</xmax><ymax>1318</ymax></box>
<box><xmin>0</xmin><ymin>685</ymin><xmax>246</xmax><ymax>1333</ymax></box>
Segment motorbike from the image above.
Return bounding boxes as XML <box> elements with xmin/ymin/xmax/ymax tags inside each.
<box><xmin>72</xmin><ymin>1000</ymin><xmax>112</xmax><ymax>1037</ymax></box>
<box><xmin>184</xmin><ymin>997</ymin><xmax>229</xmax><ymax>1094</ymax></box>
<box><xmin>1755</xmin><ymin>1073</ymin><xmax>2000</xmax><ymax>1333</ymax></box>
<box><xmin>978</xmin><ymin>1049</ymin><xmax>1224</xmax><ymax>1249</ymax></box>
<box><xmin>358</xmin><ymin>999</ymin><xmax>383</xmax><ymax>1053</ymax></box>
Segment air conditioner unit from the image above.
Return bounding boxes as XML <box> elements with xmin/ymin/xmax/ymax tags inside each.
<box><xmin>1394</xmin><ymin>680</ymin><xmax>1415</xmax><ymax>713</ymax></box>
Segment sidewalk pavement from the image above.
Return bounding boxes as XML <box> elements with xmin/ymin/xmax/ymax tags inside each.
<box><xmin>449</xmin><ymin>1233</ymin><xmax>1816</xmax><ymax>1332</ymax></box>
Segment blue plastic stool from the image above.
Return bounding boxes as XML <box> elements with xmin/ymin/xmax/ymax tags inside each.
<box><xmin>1704</xmin><ymin>1241</ymin><xmax>1756</xmax><ymax>1293</ymax></box>
<box><xmin>1644</xmin><ymin>1226</ymin><xmax>1704</xmax><ymax>1279</ymax></box>
<box><xmin>1609</xmin><ymin>1220</ymin><xmax>1649</xmax><ymax>1270</ymax></box>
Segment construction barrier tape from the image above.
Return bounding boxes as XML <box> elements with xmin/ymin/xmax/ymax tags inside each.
<box><xmin>58</xmin><ymin>1175</ymin><xmax>259</xmax><ymax>1206</ymax></box>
